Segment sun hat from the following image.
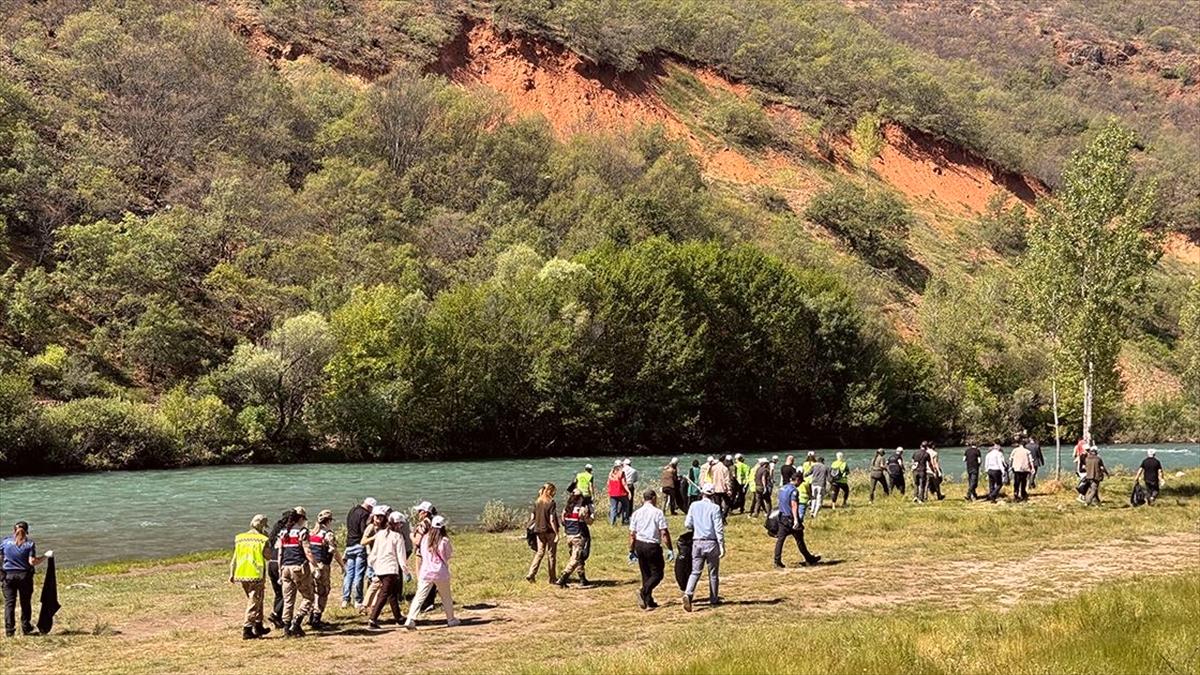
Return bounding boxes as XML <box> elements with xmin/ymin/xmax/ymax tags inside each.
<box><xmin>416</xmin><ymin>501</ymin><xmax>434</xmax><ymax>513</ymax></box>
<box><xmin>431</xmin><ymin>516</ymin><xmax>446</xmax><ymax>529</ymax></box>
<box><xmin>363</xmin><ymin>497</ymin><xmax>378</xmax><ymax>508</ymax></box>
<box><xmin>388</xmin><ymin>511</ymin><xmax>406</xmax><ymax>524</ymax></box>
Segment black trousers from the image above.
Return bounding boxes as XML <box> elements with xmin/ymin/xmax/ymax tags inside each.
<box><xmin>662</xmin><ymin>486</ymin><xmax>679</xmax><ymax>515</ymax></box>
<box><xmin>869</xmin><ymin>474</ymin><xmax>889</xmax><ymax>500</ymax></box>
<box><xmin>928</xmin><ymin>474</ymin><xmax>944</xmax><ymax>500</ymax></box>
<box><xmin>830</xmin><ymin>482</ymin><xmax>849</xmax><ymax>506</ymax></box>
<box><xmin>268</xmin><ymin>560</ymin><xmax>284</xmax><ymax>620</ymax></box>
<box><xmin>986</xmin><ymin>469</ymin><xmax>1003</xmax><ymax>501</ymax></box>
<box><xmin>368</xmin><ymin>573</ymin><xmax>403</xmax><ymax>623</ymax></box>
<box><xmin>913</xmin><ymin>472</ymin><xmax>928</xmax><ymax>501</ymax></box>
<box><xmin>966</xmin><ymin>470</ymin><xmax>980</xmax><ymax>500</ymax></box>
<box><xmin>889</xmin><ymin>472</ymin><xmax>905</xmax><ymax>495</ymax></box>
<box><xmin>1013</xmin><ymin>471</ymin><xmax>1029</xmax><ymax>501</ymax></box>
<box><xmin>2</xmin><ymin>571</ymin><xmax>34</xmax><ymax>635</ymax></box>
<box><xmin>633</xmin><ymin>541</ymin><xmax>665</xmax><ymax>602</ymax></box>
<box><xmin>774</xmin><ymin>516</ymin><xmax>816</xmax><ymax>564</ymax></box>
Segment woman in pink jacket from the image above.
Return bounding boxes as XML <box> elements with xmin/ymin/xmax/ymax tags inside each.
<box><xmin>404</xmin><ymin>516</ymin><xmax>459</xmax><ymax>629</ymax></box>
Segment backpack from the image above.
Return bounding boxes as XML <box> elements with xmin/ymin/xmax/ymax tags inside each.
<box><xmin>764</xmin><ymin>509</ymin><xmax>780</xmax><ymax>537</ymax></box>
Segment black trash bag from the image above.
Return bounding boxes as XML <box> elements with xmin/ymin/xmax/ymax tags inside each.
<box><xmin>37</xmin><ymin>556</ymin><xmax>60</xmax><ymax>635</ymax></box>
<box><xmin>764</xmin><ymin>509</ymin><xmax>780</xmax><ymax>537</ymax></box>
<box><xmin>525</xmin><ymin>527</ymin><xmax>538</xmax><ymax>551</ymax></box>
<box><xmin>1076</xmin><ymin>479</ymin><xmax>1089</xmax><ymax>496</ymax></box>
<box><xmin>674</xmin><ymin>530</ymin><xmax>694</xmax><ymax>592</ymax></box>
<box><xmin>1130</xmin><ymin>482</ymin><xmax>1147</xmax><ymax>507</ymax></box>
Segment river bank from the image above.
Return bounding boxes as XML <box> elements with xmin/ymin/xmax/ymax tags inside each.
<box><xmin>2</xmin><ymin>469</ymin><xmax>1198</xmax><ymax>673</ymax></box>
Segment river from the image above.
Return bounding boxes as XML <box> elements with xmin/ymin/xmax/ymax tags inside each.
<box><xmin>1</xmin><ymin>444</ymin><xmax>1195</xmax><ymax>566</ymax></box>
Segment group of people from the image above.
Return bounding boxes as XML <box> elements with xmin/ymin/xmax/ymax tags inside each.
<box><xmin>227</xmin><ymin>498</ymin><xmax>457</xmax><ymax>639</ymax></box>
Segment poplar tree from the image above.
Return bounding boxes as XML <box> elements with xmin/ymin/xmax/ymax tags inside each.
<box><xmin>1022</xmin><ymin>122</ymin><xmax>1162</xmax><ymax>474</ymax></box>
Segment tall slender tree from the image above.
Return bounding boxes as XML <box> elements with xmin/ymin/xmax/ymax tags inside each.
<box><xmin>1022</xmin><ymin>122</ymin><xmax>1163</xmax><ymax>470</ymax></box>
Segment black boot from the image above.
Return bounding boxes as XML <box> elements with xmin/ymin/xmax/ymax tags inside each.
<box><xmin>578</xmin><ymin>574</ymin><xmax>590</xmax><ymax>587</ymax></box>
<box><xmin>309</xmin><ymin>612</ymin><xmax>326</xmax><ymax>630</ymax></box>
<box><xmin>556</xmin><ymin>575</ymin><xmax>568</xmax><ymax>588</ymax></box>
<box><xmin>242</xmin><ymin>625</ymin><xmax>258</xmax><ymax>640</ymax></box>
<box><xmin>289</xmin><ymin>619</ymin><xmax>305</xmax><ymax>637</ymax></box>
<box><xmin>269</xmin><ymin>613</ymin><xmax>285</xmax><ymax>629</ymax></box>
<box><xmin>254</xmin><ymin>622</ymin><xmax>271</xmax><ymax>637</ymax></box>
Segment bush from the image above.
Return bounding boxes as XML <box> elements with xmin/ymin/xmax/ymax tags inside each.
<box><xmin>479</xmin><ymin>500</ymin><xmax>527</xmax><ymax>532</ymax></box>
<box><xmin>804</xmin><ymin>180</ymin><xmax>914</xmax><ymax>268</ymax></box>
<box><xmin>849</xmin><ymin>112</ymin><xmax>884</xmax><ymax>169</ymax></box>
<box><xmin>977</xmin><ymin>195</ymin><xmax>1029</xmax><ymax>256</ymax></box>
<box><xmin>42</xmin><ymin>397</ymin><xmax>178</xmax><ymax>471</ymax></box>
<box><xmin>703</xmin><ymin>97</ymin><xmax>776</xmax><ymax>148</ymax></box>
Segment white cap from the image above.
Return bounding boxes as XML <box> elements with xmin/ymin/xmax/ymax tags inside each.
<box><xmin>431</xmin><ymin>515</ymin><xmax>446</xmax><ymax>529</ymax></box>
<box><xmin>724</xmin><ymin>454</ymin><xmax>732</xmax><ymax>461</ymax></box>
<box><xmin>416</xmin><ymin>501</ymin><xmax>433</xmax><ymax>513</ymax></box>
<box><xmin>363</xmin><ymin>497</ymin><xmax>378</xmax><ymax>508</ymax></box>
<box><xmin>670</xmin><ymin>457</ymin><xmax>678</xmax><ymax>465</ymax></box>
<box><xmin>771</xmin><ymin>455</ymin><xmax>779</xmax><ymax>461</ymax></box>
<box><xmin>735</xmin><ymin>453</ymin><xmax>743</xmax><ymax>459</ymax></box>
<box><xmin>700</xmin><ymin>483</ymin><xmax>716</xmax><ymax>495</ymax></box>
<box><xmin>623</xmin><ymin>459</ymin><xmax>631</xmax><ymax>465</ymax></box>
<box><xmin>836</xmin><ymin>452</ymin><xmax>844</xmax><ymax>459</ymax></box>
<box><xmin>371</xmin><ymin>505</ymin><xmax>388</xmax><ymax>517</ymax></box>
<box><xmin>757</xmin><ymin>458</ymin><xmax>767</xmax><ymax>464</ymax></box>
<box><xmin>584</xmin><ymin>463</ymin><xmax>593</xmax><ymax>470</ymax></box>
<box><xmin>388</xmin><ymin>511</ymin><xmax>405</xmax><ymax>524</ymax></box>
<box><xmin>613</xmin><ymin>460</ymin><xmax>622</xmax><ymax>467</ymax></box>
<box><xmin>1147</xmin><ymin>449</ymin><xmax>1156</xmax><ymax>457</ymax></box>
<box><xmin>707</xmin><ymin>456</ymin><xmax>716</xmax><ymax>464</ymax></box>
<box><xmin>896</xmin><ymin>447</ymin><xmax>904</xmax><ymax>452</ymax></box>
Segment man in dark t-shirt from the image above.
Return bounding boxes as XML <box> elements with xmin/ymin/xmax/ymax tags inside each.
<box><xmin>911</xmin><ymin>444</ymin><xmax>931</xmax><ymax>503</ymax></box>
<box><xmin>1135</xmin><ymin>451</ymin><xmax>1164</xmax><ymax>505</ymax></box>
<box><xmin>963</xmin><ymin>445</ymin><xmax>982</xmax><ymax>501</ymax></box>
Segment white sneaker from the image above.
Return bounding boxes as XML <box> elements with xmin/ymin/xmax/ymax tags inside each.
<box><xmin>447</xmin><ymin>618</ymin><xmax>461</xmax><ymax>627</ymax></box>
<box><xmin>403</xmin><ymin>621</ymin><xmax>417</xmax><ymax>631</ymax></box>
<box><xmin>341</xmin><ymin>600</ymin><xmax>350</xmax><ymax>609</ymax></box>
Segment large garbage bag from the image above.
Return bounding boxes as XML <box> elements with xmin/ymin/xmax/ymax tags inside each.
<box><xmin>673</xmin><ymin>531</ymin><xmax>693</xmax><ymax>591</ymax></box>
<box><xmin>37</xmin><ymin>556</ymin><xmax>60</xmax><ymax>635</ymax></box>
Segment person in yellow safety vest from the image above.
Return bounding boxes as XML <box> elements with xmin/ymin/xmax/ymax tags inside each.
<box><xmin>229</xmin><ymin>514</ymin><xmax>271</xmax><ymax>640</ymax></box>
<box><xmin>733</xmin><ymin>454</ymin><xmax>752</xmax><ymax>514</ymax></box>
<box><xmin>801</xmin><ymin>452</ymin><xmax>816</xmax><ymax>483</ymax></box>
<box><xmin>575</xmin><ymin>464</ymin><xmax>595</xmax><ymax>505</ymax></box>
<box><xmin>308</xmin><ymin>510</ymin><xmax>345</xmax><ymax>631</ymax></box>
<box><xmin>830</xmin><ymin>452</ymin><xmax>850</xmax><ymax>509</ymax></box>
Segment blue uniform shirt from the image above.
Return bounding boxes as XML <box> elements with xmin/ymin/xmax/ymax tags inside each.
<box><xmin>1</xmin><ymin>537</ymin><xmax>36</xmax><ymax>573</ymax></box>
<box><xmin>778</xmin><ymin>483</ymin><xmax>798</xmax><ymax>519</ymax></box>
<box><xmin>684</xmin><ymin>498</ymin><xmax>725</xmax><ymax>543</ymax></box>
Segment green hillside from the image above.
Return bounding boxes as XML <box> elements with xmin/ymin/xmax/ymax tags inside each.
<box><xmin>1</xmin><ymin>0</ymin><xmax>1197</xmax><ymax>473</ymax></box>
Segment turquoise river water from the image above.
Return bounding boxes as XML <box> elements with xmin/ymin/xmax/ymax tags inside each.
<box><xmin>1</xmin><ymin>444</ymin><xmax>1195</xmax><ymax>566</ymax></box>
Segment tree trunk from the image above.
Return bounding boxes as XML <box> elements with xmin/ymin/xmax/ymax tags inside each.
<box><xmin>1052</xmin><ymin>378</ymin><xmax>1061</xmax><ymax>480</ymax></box>
<box><xmin>1082</xmin><ymin>357</ymin><xmax>1094</xmax><ymax>443</ymax></box>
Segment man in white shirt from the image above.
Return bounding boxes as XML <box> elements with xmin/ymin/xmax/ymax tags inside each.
<box><xmin>682</xmin><ymin>484</ymin><xmax>725</xmax><ymax>612</ymax></box>
<box><xmin>628</xmin><ymin>490</ymin><xmax>673</xmax><ymax>610</ymax></box>
<box><xmin>623</xmin><ymin>459</ymin><xmax>639</xmax><ymax>498</ymax></box>
<box><xmin>984</xmin><ymin>444</ymin><xmax>1006</xmax><ymax>503</ymax></box>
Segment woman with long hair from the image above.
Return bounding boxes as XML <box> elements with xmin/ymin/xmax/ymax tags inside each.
<box><xmin>366</xmin><ymin>511</ymin><xmax>409</xmax><ymax>630</ymax></box>
<box><xmin>404</xmin><ymin>516</ymin><xmax>459</xmax><ymax>629</ymax></box>
<box><xmin>606</xmin><ymin>463</ymin><xmax>628</xmax><ymax>525</ymax></box>
<box><xmin>2</xmin><ymin>521</ymin><xmax>47</xmax><ymax>637</ymax></box>
<box><xmin>525</xmin><ymin>483</ymin><xmax>559</xmax><ymax>584</ymax></box>
<box><xmin>359</xmin><ymin>506</ymin><xmax>386</xmax><ymax>615</ymax></box>
<box><xmin>265</xmin><ymin>509</ymin><xmax>294</xmax><ymax>628</ymax></box>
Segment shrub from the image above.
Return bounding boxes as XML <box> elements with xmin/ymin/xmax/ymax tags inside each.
<box><xmin>479</xmin><ymin>500</ymin><xmax>527</xmax><ymax>533</ymax></box>
<box><xmin>158</xmin><ymin>387</ymin><xmax>244</xmax><ymax>463</ymax></box>
<box><xmin>977</xmin><ymin>195</ymin><xmax>1030</xmax><ymax>256</ymax></box>
<box><xmin>804</xmin><ymin>180</ymin><xmax>914</xmax><ymax>268</ymax></box>
<box><xmin>850</xmin><ymin>112</ymin><xmax>884</xmax><ymax>169</ymax></box>
<box><xmin>42</xmin><ymin>397</ymin><xmax>178</xmax><ymax>471</ymax></box>
<box><xmin>703</xmin><ymin>97</ymin><xmax>776</xmax><ymax>148</ymax></box>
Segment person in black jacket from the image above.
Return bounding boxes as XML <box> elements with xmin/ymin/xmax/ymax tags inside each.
<box><xmin>963</xmin><ymin>445</ymin><xmax>982</xmax><ymax>501</ymax></box>
<box><xmin>886</xmin><ymin>448</ymin><xmax>906</xmax><ymax>495</ymax></box>
<box><xmin>341</xmin><ymin>497</ymin><xmax>376</xmax><ymax>609</ymax></box>
<box><xmin>1026</xmin><ymin>437</ymin><xmax>1044</xmax><ymax>489</ymax></box>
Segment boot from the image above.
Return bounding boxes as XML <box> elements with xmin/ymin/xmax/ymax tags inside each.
<box><xmin>254</xmin><ymin>622</ymin><xmax>271</xmax><ymax>637</ymax></box>
<box><xmin>269</xmin><ymin>613</ymin><xmax>285</xmax><ymax>629</ymax></box>
<box><xmin>579</xmin><ymin>574</ymin><xmax>590</xmax><ymax>587</ymax></box>
<box><xmin>309</xmin><ymin>612</ymin><xmax>326</xmax><ymax>630</ymax></box>
<box><xmin>556</xmin><ymin>575</ymin><xmax>568</xmax><ymax>588</ymax></box>
<box><xmin>242</xmin><ymin>625</ymin><xmax>258</xmax><ymax>640</ymax></box>
<box><xmin>288</xmin><ymin>619</ymin><xmax>305</xmax><ymax>638</ymax></box>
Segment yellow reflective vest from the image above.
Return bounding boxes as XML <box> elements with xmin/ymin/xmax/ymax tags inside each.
<box><xmin>576</xmin><ymin>471</ymin><xmax>594</xmax><ymax>496</ymax></box>
<box><xmin>232</xmin><ymin>529</ymin><xmax>268</xmax><ymax>582</ymax></box>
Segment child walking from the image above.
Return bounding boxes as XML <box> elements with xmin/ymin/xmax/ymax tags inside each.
<box><xmin>405</xmin><ymin>516</ymin><xmax>459</xmax><ymax>629</ymax></box>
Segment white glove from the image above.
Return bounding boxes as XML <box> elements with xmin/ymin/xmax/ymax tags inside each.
<box><xmin>45</xmin><ymin>550</ymin><xmax>54</xmax><ymax>558</ymax></box>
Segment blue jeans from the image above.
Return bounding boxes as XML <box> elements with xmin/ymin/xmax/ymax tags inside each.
<box><xmin>609</xmin><ymin>497</ymin><xmax>622</xmax><ymax>525</ymax></box>
<box><xmin>341</xmin><ymin>545</ymin><xmax>367</xmax><ymax>604</ymax></box>
<box><xmin>685</xmin><ymin>539</ymin><xmax>720</xmax><ymax>603</ymax></box>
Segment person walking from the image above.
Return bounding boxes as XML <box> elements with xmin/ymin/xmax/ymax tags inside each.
<box><xmin>629</xmin><ymin>490</ymin><xmax>674</xmax><ymax>610</ymax></box>
<box><xmin>574</xmin><ymin>464</ymin><xmax>595</xmax><ymax>505</ymax></box>
<box><xmin>687</xmin><ymin>459</ymin><xmax>702</xmax><ymax>506</ymax></box>
<box><xmin>911</xmin><ymin>443</ymin><xmax>931</xmax><ymax>503</ymax></box>
<box><xmin>1</xmin><ymin>521</ymin><xmax>47</xmax><ymax>638</ymax></box>
<box><xmin>359</xmin><ymin>505</ymin><xmax>388</xmax><ymax>616</ymax></box>
<box><xmin>1135</xmin><ymin>449</ymin><xmax>1165</xmax><ymax>505</ymax></box>
<box><xmin>1026</xmin><ymin>437</ymin><xmax>1044</xmax><ymax>489</ymax></box>
<box><xmin>1009</xmin><ymin>442</ymin><xmax>1034</xmax><ymax>502</ymax></box>
<box><xmin>774</xmin><ymin>473</ymin><xmax>821</xmax><ymax>568</ymax></box>
<box><xmin>367</xmin><ymin>511</ymin><xmax>410</xmax><ymax>629</ymax></box>
<box><xmin>829</xmin><ymin>452</ymin><xmax>850</xmax><ymax>509</ymax></box>
<box><xmin>404</xmin><ymin>516</ymin><xmax>458</xmax><ymax>630</ymax></box>
<box><xmin>984</xmin><ymin>444</ymin><xmax>1006</xmax><ymax>503</ymax></box>
<box><xmin>265</xmin><ymin>509</ymin><xmax>294</xmax><ymax>628</ymax></box>
<box><xmin>927</xmin><ymin>446</ymin><xmax>946</xmax><ymax>501</ymax></box>
<box><xmin>228</xmin><ymin>514</ymin><xmax>271</xmax><ymax>639</ymax></box>
<box><xmin>887</xmin><ymin>448</ymin><xmax>906</xmax><ymax>496</ymax></box>
<box><xmin>623</xmin><ymin>459</ymin><xmax>640</xmax><ymax>507</ymax></box>
<box><xmin>750</xmin><ymin>458</ymin><xmax>771</xmax><ymax>516</ymax></box>
<box><xmin>963</xmin><ymin>445</ymin><xmax>982</xmax><ymax>501</ymax></box>
<box><xmin>607</xmin><ymin>463</ymin><xmax>630</xmax><ymax>526</ymax></box>
<box><xmin>779</xmin><ymin>455</ymin><xmax>796</xmax><ymax>486</ymax></box>
<box><xmin>308</xmin><ymin>509</ymin><xmax>345</xmax><ymax>630</ymax></box>
<box><xmin>661</xmin><ymin>459</ymin><xmax>681</xmax><ymax>516</ymax></box>
<box><xmin>341</xmin><ymin>497</ymin><xmax>375</xmax><ymax>609</ymax></box>
<box><xmin>682</xmin><ymin>485</ymin><xmax>725</xmax><ymax>612</ymax></box>
<box><xmin>276</xmin><ymin>508</ymin><xmax>318</xmax><ymax>637</ymax></box>
<box><xmin>734</xmin><ymin>454</ymin><xmax>752</xmax><ymax>513</ymax></box>
<box><xmin>808</xmin><ymin>456</ymin><xmax>830</xmax><ymax>519</ymax></box>
<box><xmin>868</xmin><ymin>449</ymin><xmax>890</xmax><ymax>502</ymax></box>
<box><xmin>526</xmin><ymin>483</ymin><xmax>560</xmax><ymax>584</ymax></box>
<box><xmin>710</xmin><ymin>457</ymin><xmax>733</xmax><ymax>521</ymax></box>
<box><xmin>1082</xmin><ymin>446</ymin><xmax>1109</xmax><ymax>506</ymax></box>
<box><xmin>557</xmin><ymin>491</ymin><xmax>595</xmax><ymax>587</ymax></box>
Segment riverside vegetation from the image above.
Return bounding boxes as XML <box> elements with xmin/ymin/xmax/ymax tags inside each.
<box><xmin>2</xmin><ymin>1</ymin><xmax>1199</xmax><ymax>474</ymax></box>
<box><xmin>1</xmin><ymin>468</ymin><xmax>1197</xmax><ymax>674</ymax></box>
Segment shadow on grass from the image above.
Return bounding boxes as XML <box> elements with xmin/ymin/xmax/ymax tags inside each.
<box><xmin>576</xmin><ymin>579</ymin><xmax>633</xmax><ymax>589</ymax></box>
<box><xmin>707</xmin><ymin>598</ymin><xmax>784</xmax><ymax>608</ymax></box>
<box><xmin>462</xmin><ymin>602</ymin><xmax>498</xmax><ymax>610</ymax></box>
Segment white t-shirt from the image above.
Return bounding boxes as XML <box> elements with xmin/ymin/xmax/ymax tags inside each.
<box><xmin>628</xmin><ymin>503</ymin><xmax>668</xmax><ymax>544</ymax></box>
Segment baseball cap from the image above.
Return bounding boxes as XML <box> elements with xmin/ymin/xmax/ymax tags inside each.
<box><xmin>623</xmin><ymin>459</ymin><xmax>631</xmax><ymax>465</ymax></box>
<box><xmin>735</xmin><ymin>453</ymin><xmax>743</xmax><ymax>459</ymax></box>
<box><xmin>388</xmin><ymin>511</ymin><xmax>405</xmax><ymax>524</ymax></box>
<box><xmin>670</xmin><ymin>457</ymin><xmax>678</xmax><ymax>465</ymax></box>
<box><xmin>294</xmin><ymin>506</ymin><xmax>307</xmax><ymax>517</ymax></box>
<box><xmin>613</xmin><ymin>460</ymin><xmax>622</xmax><ymax>467</ymax></box>
<box><xmin>363</xmin><ymin>497</ymin><xmax>378</xmax><ymax>508</ymax></box>
<box><xmin>251</xmin><ymin>514</ymin><xmax>267</xmax><ymax>529</ymax></box>
<box><xmin>371</xmin><ymin>505</ymin><xmax>388</xmax><ymax>517</ymax></box>
<box><xmin>584</xmin><ymin>463</ymin><xmax>593</xmax><ymax>470</ymax></box>
<box><xmin>416</xmin><ymin>501</ymin><xmax>433</xmax><ymax>513</ymax></box>
<box><xmin>431</xmin><ymin>515</ymin><xmax>446</xmax><ymax>529</ymax></box>
<box><xmin>700</xmin><ymin>483</ymin><xmax>716</xmax><ymax>495</ymax></box>
<box><xmin>317</xmin><ymin>509</ymin><xmax>333</xmax><ymax>522</ymax></box>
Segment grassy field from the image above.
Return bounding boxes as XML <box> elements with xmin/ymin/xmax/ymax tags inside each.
<box><xmin>2</xmin><ymin>468</ymin><xmax>1198</xmax><ymax>674</ymax></box>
